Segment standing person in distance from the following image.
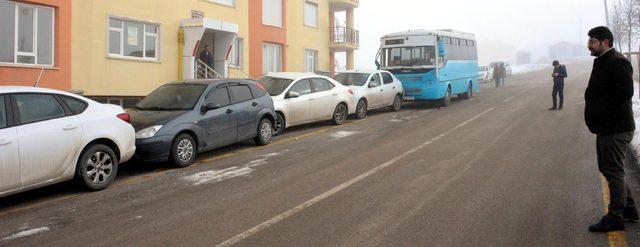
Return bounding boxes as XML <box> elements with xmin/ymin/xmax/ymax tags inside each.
<box><xmin>549</xmin><ymin>60</ymin><xmax>568</xmax><ymax>111</ymax></box>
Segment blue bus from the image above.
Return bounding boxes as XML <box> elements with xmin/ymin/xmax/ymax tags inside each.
<box><xmin>377</xmin><ymin>29</ymin><xmax>478</xmax><ymax>106</ymax></box>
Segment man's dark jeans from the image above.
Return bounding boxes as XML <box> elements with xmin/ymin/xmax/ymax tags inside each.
<box><xmin>552</xmin><ymin>81</ymin><xmax>564</xmax><ymax>109</ymax></box>
<box><xmin>597</xmin><ymin>132</ymin><xmax>637</xmax><ymax>218</ymax></box>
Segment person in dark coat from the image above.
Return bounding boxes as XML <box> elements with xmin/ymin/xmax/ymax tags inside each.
<box><xmin>549</xmin><ymin>60</ymin><xmax>568</xmax><ymax>111</ymax></box>
<box><xmin>585</xmin><ymin>26</ymin><xmax>638</xmax><ymax>232</ymax></box>
<box><xmin>199</xmin><ymin>45</ymin><xmax>213</xmax><ymax>68</ymax></box>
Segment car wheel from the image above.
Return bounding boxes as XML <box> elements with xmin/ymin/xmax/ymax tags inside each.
<box><xmin>273</xmin><ymin>112</ymin><xmax>286</xmax><ymax>136</ymax></box>
<box><xmin>440</xmin><ymin>87</ymin><xmax>452</xmax><ymax>107</ymax></box>
<box><xmin>356</xmin><ymin>99</ymin><xmax>368</xmax><ymax>119</ymax></box>
<box><xmin>75</xmin><ymin>144</ymin><xmax>118</xmax><ymax>191</ymax></box>
<box><xmin>170</xmin><ymin>134</ymin><xmax>196</xmax><ymax>168</ymax></box>
<box><xmin>254</xmin><ymin>118</ymin><xmax>273</xmax><ymax>146</ymax></box>
<box><xmin>332</xmin><ymin>103</ymin><xmax>348</xmax><ymax>125</ymax></box>
<box><xmin>463</xmin><ymin>83</ymin><xmax>473</xmax><ymax>99</ymax></box>
<box><xmin>391</xmin><ymin>94</ymin><xmax>402</xmax><ymax>112</ymax></box>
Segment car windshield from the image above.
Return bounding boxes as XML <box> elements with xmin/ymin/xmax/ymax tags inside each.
<box><xmin>136</xmin><ymin>84</ymin><xmax>207</xmax><ymax>111</ymax></box>
<box><xmin>382</xmin><ymin>46</ymin><xmax>436</xmax><ymax>67</ymax></box>
<box><xmin>334</xmin><ymin>73</ymin><xmax>370</xmax><ymax>86</ymax></box>
<box><xmin>257</xmin><ymin>76</ymin><xmax>294</xmax><ymax>96</ymax></box>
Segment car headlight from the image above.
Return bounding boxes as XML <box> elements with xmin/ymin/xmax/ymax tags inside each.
<box><xmin>136</xmin><ymin>125</ymin><xmax>163</xmax><ymax>139</ymax></box>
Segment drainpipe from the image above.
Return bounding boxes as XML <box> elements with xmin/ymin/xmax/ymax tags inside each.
<box><xmin>178</xmin><ymin>28</ymin><xmax>184</xmax><ymax>80</ymax></box>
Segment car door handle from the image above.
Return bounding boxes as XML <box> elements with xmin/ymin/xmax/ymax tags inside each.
<box><xmin>226</xmin><ymin>109</ymin><xmax>234</xmax><ymax>114</ymax></box>
<box><xmin>252</xmin><ymin>102</ymin><xmax>258</xmax><ymax>107</ymax></box>
<box><xmin>63</xmin><ymin>125</ymin><xmax>78</xmax><ymax>130</ymax></box>
<box><xmin>0</xmin><ymin>139</ymin><xmax>11</xmax><ymax>146</ymax></box>
<box><xmin>393</xmin><ymin>87</ymin><xmax>396</xmax><ymax>89</ymax></box>
<box><xmin>380</xmin><ymin>89</ymin><xmax>384</xmax><ymax>92</ymax></box>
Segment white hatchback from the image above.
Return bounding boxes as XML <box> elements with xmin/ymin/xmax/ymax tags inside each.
<box><xmin>0</xmin><ymin>87</ymin><xmax>136</xmax><ymax>198</ymax></box>
<box><xmin>258</xmin><ymin>73</ymin><xmax>356</xmax><ymax>135</ymax></box>
<box><xmin>333</xmin><ymin>70</ymin><xmax>404</xmax><ymax>119</ymax></box>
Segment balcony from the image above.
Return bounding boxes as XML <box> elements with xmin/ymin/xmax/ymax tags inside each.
<box><xmin>329</xmin><ymin>0</ymin><xmax>358</xmax><ymax>11</ymax></box>
<box><xmin>330</xmin><ymin>27</ymin><xmax>359</xmax><ymax>51</ymax></box>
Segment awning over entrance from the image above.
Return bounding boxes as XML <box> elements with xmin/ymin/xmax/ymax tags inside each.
<box><xmin>180</xmin><ymin>18</ymin><xmax>238</xmax><ymax>79</ymax></box>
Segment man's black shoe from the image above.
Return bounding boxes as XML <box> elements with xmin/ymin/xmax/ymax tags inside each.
<box><xmin>624</xmin><ymin>207</ymin><xmax>639</xmax><ymax>222</ymax></box>
<box><xmin>548</xmin><ymin>107</ymin><xmax>557</xmax><ymax>111</ymax></box>
<box><xmin>558</xmin><ymin>107</ymin><xmax>563</xmax><ymax>111</ymax></box>
<box><xmin>589</xmin><ymin>215</ymin><xmax>625</xmax><ymax>232</ymax></box>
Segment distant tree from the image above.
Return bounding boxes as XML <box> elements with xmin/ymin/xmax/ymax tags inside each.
<box><xmin>610</xmin><ymin>0</ymin><xmax>639</xmax><ymax>52</ymax></box>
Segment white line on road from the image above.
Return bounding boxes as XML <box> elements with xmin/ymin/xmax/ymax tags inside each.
<box><xmin>215</xmin><ymin>107</ymin><xmax>495</xmax><ymax>247</ymax></box>
<box><xmin>503</xmin><ymin>96</ymin><xmax>515</xmax><ymax>103</ymax></box>
<box><xmin>2</xmin><ymin>227</ymin><xmax>50</xmax><ymax>241</ymax></box>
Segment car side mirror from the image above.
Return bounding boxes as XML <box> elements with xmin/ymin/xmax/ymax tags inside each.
<box><xmin>375</xmin><ymin>61</ymin><xmax>381</xmax><ymax>70</ymax></box>
<box><xmin>286</xmin><ymin>91</ymin><xmax>300</xmax><ymax>99</ymax></box>
<box><xmin>201</xmin><ymin>103</ymin><xmax>222</xmax><ymax>113</ymax></box>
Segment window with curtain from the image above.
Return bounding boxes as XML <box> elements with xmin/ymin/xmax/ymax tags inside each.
<box><xmin>0</xmin><ymin>0</ymin><xmax>54</xmax><ymax>66</ymax></box>
<box><xmin>304</xmin><ymin>1</ymin><xmax>318</xmax><ymax>27</ymax></box>
<box><xmin>262</xmin><ymin>0</ymin><xmax>283</xmax><ymax>27</ymax></box>
<box><xmin>263</xmin><ymin>43</ymin><xmax>282</xmax><ymax>74</ymax></box>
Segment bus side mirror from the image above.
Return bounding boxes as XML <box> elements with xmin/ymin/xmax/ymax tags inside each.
<box><xmin>438</xmin><ymin>41</ymin><xmax>446</xmax><ymax>57</ymax></box>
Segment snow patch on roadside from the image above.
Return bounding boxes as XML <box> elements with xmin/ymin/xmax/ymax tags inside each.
<box><xmin>182</xmin><ymin>152</ymin><xmax>283</xmax><ymax>185</ymax></box>
<box><xmin>330</xmin><ymin>131</ymin><xmax>362</xmax><ymax>139</ymax></box>
<box><xmin>511</xmin><ymin>64</ymin><xmax>550</xmax><ymax>75</ymax></box>
<box><xmin>3</xmin><ymin>227</ymin><xmax>50</xmax><ymax>241</ymax></box>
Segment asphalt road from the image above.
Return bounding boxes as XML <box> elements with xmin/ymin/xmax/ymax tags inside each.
<box><xmin>1</xmin><ymin>60</ymin><xmax>639</xmax><ymax>246</ymax></box>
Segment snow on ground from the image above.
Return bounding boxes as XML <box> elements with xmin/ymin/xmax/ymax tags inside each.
<box><xmin>511</xmin><ymin>64</ymin><xmax>550</xmax><ymax>75</ymax></box>
<box><xmin>3</xmin><ymin>227</ymin><xmax>50</xmax><ymax>241</ymax></box>
<box><xmin>330</xmin><ymin>131</ymin><xmax>362</xmax><ymax>139</ymax></box>
<box><xmin>182</xmin><ymin>152</ymin><xmax>283</xmax><ymax>185</ymax></box>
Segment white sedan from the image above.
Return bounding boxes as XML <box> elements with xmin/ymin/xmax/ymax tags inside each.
<box><xmin>0</xmin><ymin>86</ymin><xmax>136</xmax><ymax>198</ymax></box>
<box><xmin>333</xmin><ymin>70</ymin><xmax>404</xmax><ymax>119</ymax></box>
<box><xmin>258</xmin><ymin>73</ymin><xmax>356</xmax><ymax>135</ymax></box>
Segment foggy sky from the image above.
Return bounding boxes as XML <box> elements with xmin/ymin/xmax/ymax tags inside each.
<box><xmin>349</xmin><ymin>0</ymin><xmax>606</xmax><ymax>69</ymax></box>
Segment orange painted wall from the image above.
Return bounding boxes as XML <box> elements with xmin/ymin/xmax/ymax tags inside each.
<box><xmin>0</xmin><ymin>0</ymin><xmax>71</xmax><ymax>90</ymax></box>
<box><xmin>248</xmin><ymin>0</ymin><xmax>287</xmax><ymax>78</ymax></box>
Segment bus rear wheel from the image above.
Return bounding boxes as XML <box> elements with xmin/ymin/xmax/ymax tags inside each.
<box><xmin>440</xmin><ymin>87</ymin><xmax>452</xmax><ymax>107</ymax></box>
<box><xmin>462</xmin><ymin>83</ymin><xmax>473</xmax><ymax>99</ymax></box>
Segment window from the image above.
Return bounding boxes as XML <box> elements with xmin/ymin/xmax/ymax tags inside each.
<box><xmin>229</xmin><ymin>85</ymin><xmax>253</xmax><ymax>103</ymax></box>
<box><xmin>206</xmin><ymin>87</ymin><xmax>231</xmax><ymax>107</ymax></box>
<box><xmin>262</xmin><ymin>0</ymin><xmax>282</xmax><ymax>27</ymax></box>
<box><xmin>0</xmin><ymin>1</ymin><xmax>54</xmax><ymax>66</ymax></box>
<box><xmin>289</xmin><ymin>79</ymin><xmax>312</xmax><ymax>95</ymax></box>
<box><xmin>61</xmin><ymin>96</ymin><xmax>88</xmax><ymax>115</ymax></box>
<box><xmin>370</xmin><ymin>73</ymin><xmax>382</xmax><ymax>87</ymax></box>
<box><xmin>0</xmin><ymin>96</ymin><xmax>6</xmax><ymax>128</ymax></box>
<box><xmin>262</xmin><ymin>43</ymin><xmax>282</xmax><ymax>74</ymax></box>
<box><xmin>305</xmin><ymin>49</ymin><xmax>318</xmax><ymax>73</ymax></box>
<box><xmin>108</xmin><ymin>16</ymin><xmax>159</xmax><ymax>60</ymax></box>
<box><xmin>382</xmin><ymin>73</ymin><xmax>394</xmax><ymax>84</ymax></box>
<box><xmin>311</xmin><ymin>79</ymin><xmax>334</xmax><ymax>92</ymax></box>
<box><xmin>304</xmin><ymin>1</ymin><xmax>318</xmax><ymax>27</ymax></box>
<box><xmin>452</xmin><ymin>38</ymin><xmax>459</xmax><ymax>45</ymax></box>
<box><xmin>232</xmin><ymin>38</ymin><xmax>243</xmax><ymax>67</ymax></box>
<box><xmin>14</xmin><ymin>94</ymin><xmax>65</xmax><ymax>124</ymax></box>
<box><xmin>209</xmin><ymin>0</ymin><xmax>234</xmax><ymax>7</ymax></box>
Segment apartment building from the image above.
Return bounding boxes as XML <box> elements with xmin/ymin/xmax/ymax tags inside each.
<box><xmin>69</xmin><ymin>0</ymin><xmax>359</xmax><ymax>106</ymax></box>
<box><xmin>0</xmin><ymin>0</ymin><xmax>72</xmax><ymax>90</ymax></box>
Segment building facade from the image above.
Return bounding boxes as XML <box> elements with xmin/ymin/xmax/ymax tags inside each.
<box><xmin>69</xmin><ymin>0</ymin><xmax>359</xmax><ymax>106</ymax></box>
<box><xmin>0</xmin><ymin>0</ymin><xmax>72</xmax><ymax>90</ymax></box>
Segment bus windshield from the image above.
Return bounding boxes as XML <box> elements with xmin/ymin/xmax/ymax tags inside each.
<box><xmin>382</xmin><ymin>46</ymin><xmax>436</xmax><ymax>67</ymax></box>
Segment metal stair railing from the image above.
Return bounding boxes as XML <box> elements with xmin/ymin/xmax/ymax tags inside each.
<box><xmin>195</xmin><ymin>59</ymin><xmax>223</xmax><ymax>79</ymax></box>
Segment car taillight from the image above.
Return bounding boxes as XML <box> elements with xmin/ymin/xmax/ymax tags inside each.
<box><xmin>348</xmin><ymin>88</ymin><xmax>354</xmax><ymax>95</ymax></box>
<box><xmin>117</xmin><ymin>113</ymin><xmax>131</xmax><ymax>124</ymax></box>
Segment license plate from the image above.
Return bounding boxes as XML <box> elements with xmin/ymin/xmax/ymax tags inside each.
<box><xmin>404</xmin><ymin>96</ymin><xmax>415</xmax><ymax>101</ymax></box>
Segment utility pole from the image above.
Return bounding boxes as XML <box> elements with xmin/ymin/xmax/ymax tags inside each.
<box><xmin>604</xmin><ymin>0</ymin><xmax>610</xmax><ymax>27</ymax></box>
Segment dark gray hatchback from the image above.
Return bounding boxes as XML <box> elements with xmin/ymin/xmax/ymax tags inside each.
<box><xmin>128</xmin><ymin>79</ymin><xmax>275</xmax><ymax>167</ymax></box>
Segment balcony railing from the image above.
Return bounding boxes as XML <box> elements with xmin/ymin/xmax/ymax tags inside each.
<box><xmin>330</xmin><ymin>27</ymin><xmax>359</xmax><ymax>47</ymax></box>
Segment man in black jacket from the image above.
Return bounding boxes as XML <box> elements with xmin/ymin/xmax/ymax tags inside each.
<box><xmin>585</xmin><ymin>26</ymin><xmax>638</xmax><ymax>232</ymax></box>
<box><xmin>549</xmin><ymin>60</ymin><xmax>568</xmax><ymax>111</ymax></box>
